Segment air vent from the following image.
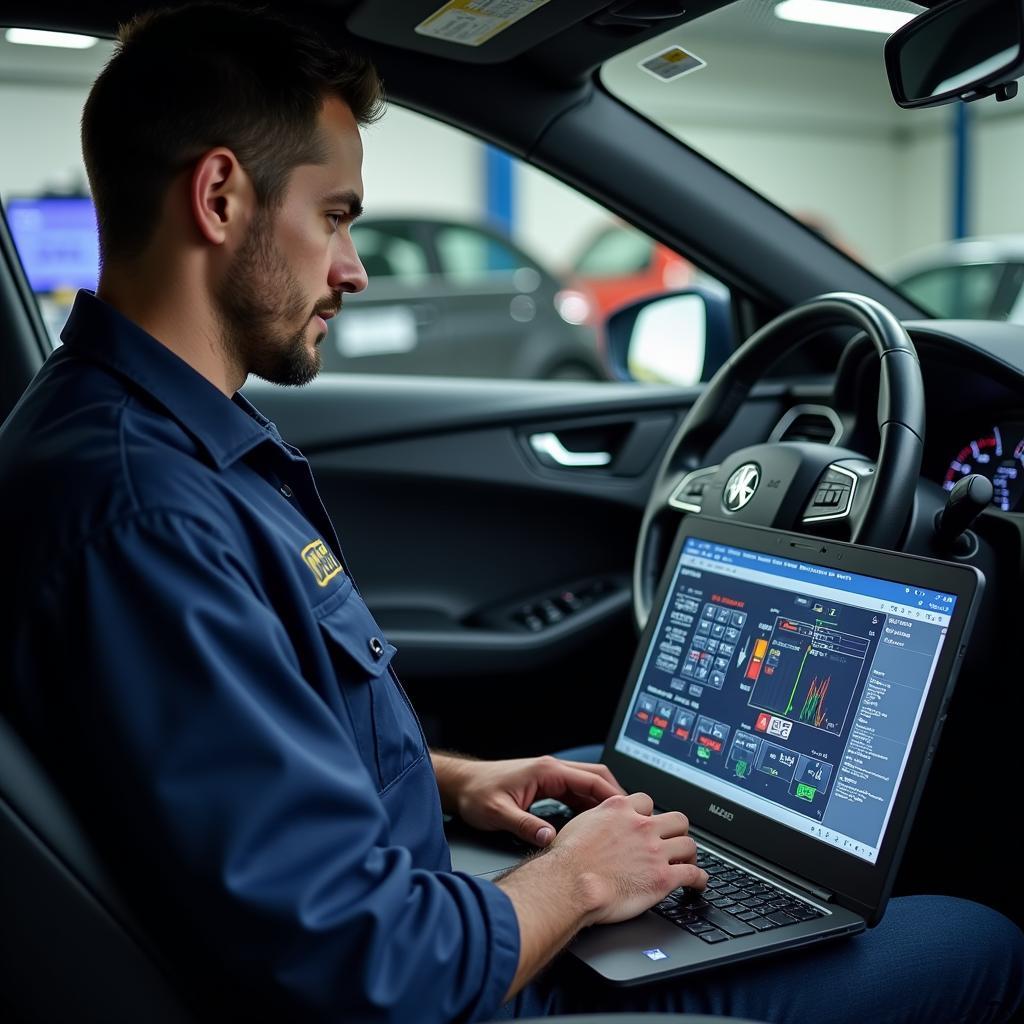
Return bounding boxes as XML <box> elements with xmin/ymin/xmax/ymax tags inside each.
<box><xmin>770</xmin><ymin>405</ymin><xmax>843</xmax><ymax>446</ymax></box>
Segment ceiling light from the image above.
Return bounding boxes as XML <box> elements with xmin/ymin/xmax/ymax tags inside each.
<box><xmin>4</xmin><ymin>28</ymin><xmax>98</xmax><ymax>49</ymax></box>
<box><xmin>774</xmin><ymin>0</ymin><xmax>917</xmax><ymax>34</ymax></box>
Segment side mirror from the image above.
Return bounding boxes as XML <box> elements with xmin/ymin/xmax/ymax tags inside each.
<box><xmin>885</xmin><ymin>0</ymin><xmax>1024</xmax><ymax>108</ymax></box>
<box><xmin>604</xmin><ymin>288</ymin><xmax>734</xmax><ymax>386</ymax></box>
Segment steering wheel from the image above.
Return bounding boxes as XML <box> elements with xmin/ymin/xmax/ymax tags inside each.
<box><xmin>633</xmin><ymin>292</ymin><xmax>925</xmax><ymax>629</ymax></box>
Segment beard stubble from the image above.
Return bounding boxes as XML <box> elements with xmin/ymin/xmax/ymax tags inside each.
<box><xmin>215</xmin><ymin>208</ymin><xmax>331</xmax><ymax>388</ymax></box>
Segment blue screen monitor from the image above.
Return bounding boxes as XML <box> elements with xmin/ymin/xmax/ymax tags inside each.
<box><xmin>6</xmin><ymin>196</ymin><xmax>99</xmax><ymax>293</ymax></box>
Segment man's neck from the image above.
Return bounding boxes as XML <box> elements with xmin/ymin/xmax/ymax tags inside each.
<box><xmin>97</xmin><ymin>266</ymin><xmax>244</xmax><ymax>397</ymax></box>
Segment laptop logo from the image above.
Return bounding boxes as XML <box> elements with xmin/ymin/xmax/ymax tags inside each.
<box><xmin>301</xmin><ymin>539</ymin><xmax>343</xmax><ymax>587</ymax></box>
<box><xmin>643</xmin><ymin>948</ymin><xmax>669</xmax><ymax>961</ymax></box>
<box><xmin>723</xmin><ymin>463</ymin><xmax>760</xmax><ymax>511</ymax></box>
<box><xmin>709</xmin><ymin>803</ymin><xmax>735</xmax><ymax>822</ymax></box>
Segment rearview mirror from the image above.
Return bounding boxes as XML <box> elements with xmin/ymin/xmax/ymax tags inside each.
<box><xmin>885</xmin><ymin>0</ymin><xmax>1024</xmax><ymax>108</ymax></box>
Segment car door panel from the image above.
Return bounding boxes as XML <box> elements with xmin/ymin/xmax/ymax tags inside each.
<box><xmin>246</xmin><ymin>377</ymin><xmax>788</xmax><ymax>753</ymax></box>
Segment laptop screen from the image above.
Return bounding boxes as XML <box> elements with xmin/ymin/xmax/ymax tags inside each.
<box><xmin>613</xmin><ymin>535</ymin><xmax>957</xmax><ymax>865</ymax></box>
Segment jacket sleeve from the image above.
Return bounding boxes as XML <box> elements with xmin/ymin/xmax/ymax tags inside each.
<box><xmin>27</xmin><ymin>507</ymin><xmax>520</xmax><ymax>1023</ymax></box>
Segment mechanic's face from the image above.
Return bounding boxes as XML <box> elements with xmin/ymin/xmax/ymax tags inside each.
<box><xmin>215</xmin><ymin>96</ymin><xmax>367</xmax><ymax>387</ymax></box>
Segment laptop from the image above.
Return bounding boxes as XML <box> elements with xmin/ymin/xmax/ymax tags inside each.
<box><xmin>448</xmin><ymin>517</ymin><xmax>983</xmax><ymax>985</ymax></box>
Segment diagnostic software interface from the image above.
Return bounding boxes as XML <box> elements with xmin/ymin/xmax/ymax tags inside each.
<box><xmin>614</xmin><ymin>537</ymin><xmax>957</xmax><ymax>864</ymax></box>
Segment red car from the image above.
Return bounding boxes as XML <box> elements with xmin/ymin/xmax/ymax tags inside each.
<box><xmin>562</xmin><ymin>224</ymin><xmax>693</xmax><ymax>328</ymax></box>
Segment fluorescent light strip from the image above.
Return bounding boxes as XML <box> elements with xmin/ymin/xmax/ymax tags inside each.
<box><xmin>775</xmin><ymin>0</ymin><xmax>916</xmax><ymax>35</ymax></box>
<box><xmin>5</xmin><ymin>28</ymin><xmax>98</xmax><ymax>49</ymax></box>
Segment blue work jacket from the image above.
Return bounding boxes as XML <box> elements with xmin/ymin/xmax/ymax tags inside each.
<box><xmin>0</xmin><ymin>292</ymin><xmax>520</xmax><ymax>1022</ymax></box>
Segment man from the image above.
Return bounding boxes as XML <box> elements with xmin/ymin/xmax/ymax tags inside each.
<box><xmin>0</xmin><ymin>5</ymin><xmax>1020</xmax><ymax>1023</ymax></box>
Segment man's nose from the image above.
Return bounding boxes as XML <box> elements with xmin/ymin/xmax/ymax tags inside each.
<box><xmin>330</xmin><ymin>234</ymin><xmax>368</xmax><ymax>294</ymax></box>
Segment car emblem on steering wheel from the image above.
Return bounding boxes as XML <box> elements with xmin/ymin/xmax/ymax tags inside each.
<box><xmin>723</xmin><ymin>463</ymin><xmax>760</xmax><ymax>512</ymax></box>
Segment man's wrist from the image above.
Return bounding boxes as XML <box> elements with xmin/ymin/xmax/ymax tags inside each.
<box><xmin>494</xmin><ymin>843</ymin><xmax>604</xmax><ymax>998</ymax></box>
<box><xmin>501</xmin><ymin>843</ymin><xmax>603</xmax><ymax>929</ymax></box>
<box><xmin>430</xmin><ymin>750</ymin><xmax>476</xmax><ymax>815</ymax></box>
<box><xmin>540</xmin><ymin>845</ymin><xmax>606</xmax><ymax>929</ymax></box>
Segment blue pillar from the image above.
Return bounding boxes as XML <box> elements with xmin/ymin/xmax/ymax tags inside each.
<box><xmin>485</xmin><ymin>145</ymin><xmax>515</xmax><ymax>237</ymax></box>
<box><xmin>953</xmin><ymin>102</ymin><xmax>971</xmax><ymax>239</ymax></box>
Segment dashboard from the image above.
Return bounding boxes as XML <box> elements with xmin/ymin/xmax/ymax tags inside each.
<box><xmin>941</xmin><ymin>420</ymin><xmax>1024</xmax><ymax>512</ymax></box>
<box><xmin>835</xmin><ymin>320</ymin><xmax>1024</xmax><ymax>518</ymax></box>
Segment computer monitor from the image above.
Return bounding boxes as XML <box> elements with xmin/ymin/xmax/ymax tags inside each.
<box><xmin>6</xmin><ymin>196</ymin><xmax>99</xmax><ymax>294</ymax></box>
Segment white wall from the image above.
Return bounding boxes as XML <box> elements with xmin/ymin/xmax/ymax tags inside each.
<box><xmin>360</xmin><ymin>107</ymin><xmax>485</xmax><ymax>224</ymax></box>
<box><xmin>972</xmin><ymin>106</ymin><xmax>1024</xmax><ymax>241</ymax></box>
<box><xmin>0</xmin><ymin>83</ymin><xmax>94</xmax><ymax>195</ymax></box>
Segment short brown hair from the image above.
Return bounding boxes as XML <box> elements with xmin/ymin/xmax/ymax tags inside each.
<box><xmin>82</xmin><ymin>3</ymin><xmax>385</xmax><ymax>263</ymax></box>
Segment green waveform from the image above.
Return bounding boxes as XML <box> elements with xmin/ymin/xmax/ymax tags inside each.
<box><xmin>799</xmin><ymin>676</ymin><xmax>831</xmax><ymax>727</ymax></box>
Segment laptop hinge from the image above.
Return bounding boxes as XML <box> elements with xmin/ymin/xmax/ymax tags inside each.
<box><xmin>690</xmin><ymin>823</ymin><xmax>835</xmax><ymax>903</ymax></box>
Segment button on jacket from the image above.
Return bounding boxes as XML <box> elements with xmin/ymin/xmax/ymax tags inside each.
<box><xmin>0</xmin><ymin>292</ymin><xmax>519</xmax><ymax>1022</ymax></box>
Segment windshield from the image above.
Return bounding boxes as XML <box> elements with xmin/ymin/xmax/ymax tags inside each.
<box><xmin>602</xmin><ymin>0</ymin><xmax>1024</xmax><ymax>324</ymax></box>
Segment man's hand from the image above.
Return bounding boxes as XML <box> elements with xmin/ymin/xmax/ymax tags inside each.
<box><xmin>431</xmin><ymin>752</ymin><xmax>626</xmax><ymax>847</ymax></box>
<box><xmin>495</xmin><ymin>790</ymin><xmax>707</xmax><ymax>998</ymax></box>
<box><xmin>549</xmin><ymin>791</ymin><xmax>706</xmax><ymax>925</ymax></box>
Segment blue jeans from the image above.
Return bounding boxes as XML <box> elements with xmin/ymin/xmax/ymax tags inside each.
<box><xmin>493</xmin><ymin>745</ymin><xmax>1024</xmax><ymax>1023</ymax></box>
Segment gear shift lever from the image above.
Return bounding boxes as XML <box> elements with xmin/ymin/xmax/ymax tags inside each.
<box><xmin>934</xmin><ymin>474</ymin><xmax>993</xmax><ymax>554</ymax></box>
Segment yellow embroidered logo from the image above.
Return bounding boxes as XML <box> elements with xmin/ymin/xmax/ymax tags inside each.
<box><xmin>301</xmin><ymin>539</ymin><xmax>343</xmax><ymax>587</ymax></box>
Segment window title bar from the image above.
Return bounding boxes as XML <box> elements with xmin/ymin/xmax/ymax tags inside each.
<box><xmin>682</xmin><ymin>539</ymin><xmax>957</xmax><ymax>615</ymax></box>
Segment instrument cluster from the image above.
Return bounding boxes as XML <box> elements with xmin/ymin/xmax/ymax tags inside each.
<box><xmin>943</xmin><ymin>422</ymin><xmax>1024</xmax><ymax>512</ymax></box>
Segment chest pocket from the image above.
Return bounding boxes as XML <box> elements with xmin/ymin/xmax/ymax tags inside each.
<box><xmin>315</xmin><ymin>587</ymin><xmax>425</xmax><ymax>793</ymax></box>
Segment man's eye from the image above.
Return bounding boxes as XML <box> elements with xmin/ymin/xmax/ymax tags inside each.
<box><xmin>327</xmin><ymin>213</ymin><xmax>344</xmax><ymax>231</ymax></box>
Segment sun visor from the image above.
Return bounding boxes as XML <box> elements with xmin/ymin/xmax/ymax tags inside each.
<box><xmin>347</xmin><ymin>0</ymin><xmax>614</xmax><ymax>64</ymax></box>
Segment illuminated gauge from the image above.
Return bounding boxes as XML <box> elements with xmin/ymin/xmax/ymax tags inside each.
<box><xmin>944</xmin><ymin>426</ymin><xmax>1024</xmax><ymax>512</ymax></box>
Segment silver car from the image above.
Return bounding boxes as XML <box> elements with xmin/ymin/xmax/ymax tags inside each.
<box><xmin>890</xmin><ymin>235</ymin><xmax>1024</xmax><ymax>324</ymax></box>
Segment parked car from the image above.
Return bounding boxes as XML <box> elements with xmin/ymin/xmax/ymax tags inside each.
<box><xmin>889</xmin><ymin>235</ymin><xmax>1024</xmax><ymax>324</ymax></box>
<box><xmin>327</xmin><ymin>216</ymin><xmax>605</xmax><ymax>379</ymax></box>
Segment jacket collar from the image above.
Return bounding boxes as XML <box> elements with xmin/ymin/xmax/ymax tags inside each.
<box><xmin>61</xmin><ymin>291</ymin><xmax>276</xmax><ymax>470</ymax></box>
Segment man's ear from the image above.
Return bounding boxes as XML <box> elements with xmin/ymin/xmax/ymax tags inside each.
<box><xmin>190</xmin><ymin>148</ymin><xmax>252</xmax><ymax>246</ymax></box>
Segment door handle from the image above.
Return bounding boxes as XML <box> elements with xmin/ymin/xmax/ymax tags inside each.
<box><xmin>529</xmin><ymin>432</ymin><xmax>612</xmax><ymax>468</ymax></box>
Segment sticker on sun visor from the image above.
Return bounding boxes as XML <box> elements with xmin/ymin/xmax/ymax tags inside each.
<box><xmin>640</xmin><ymin>45</ymin><xmax>707</xmax><ymax>82</ymax></box>
<box><xmin>415</xmin><ymin>0</ymin><xmax>552</xmax><ymax>48</ymax></box>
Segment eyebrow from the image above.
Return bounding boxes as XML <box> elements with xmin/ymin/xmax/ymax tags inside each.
<box><xmin>320</xmin><ymin>189</ymin><xmax>364</xmax><ymax>220</ymax></box>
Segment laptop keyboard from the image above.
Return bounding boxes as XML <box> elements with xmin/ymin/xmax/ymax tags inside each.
<box><xmin>520</xmin><ymin>801</ymin><xmax>825</xmax><ymax>944</ymax></box>
<box><xmin>654</xmin><ymin>848</ymin><xmax>825</xmax><ymax>944</ymax></box>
